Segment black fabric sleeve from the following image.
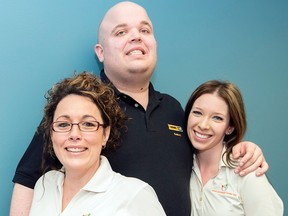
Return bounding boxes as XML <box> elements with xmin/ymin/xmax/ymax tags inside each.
<box><xmin>12</xmin><ymin>128</ymin><xmax>44</xmax><ymax>189</ymax></box>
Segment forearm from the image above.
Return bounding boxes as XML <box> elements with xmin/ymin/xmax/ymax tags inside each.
<box><xmin>10</xmin><ymin>183</ymin><xmax>34</xmax><ymax>216</ymax></box>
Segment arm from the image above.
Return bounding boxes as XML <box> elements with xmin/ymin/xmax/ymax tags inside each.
<box><xmin>232</xmin><ymin>141</ymin><xmax>269</xmax><ymax>176</ymax></box>
<box><xmin>126</xmin><ymin>185</ymin><xmax>166</xmax><ymax>216</ymax></box>
<box><xmin>10</xmin><ymin>122</ymin><xmax>48</xmax><ymax>215</ymax></box>
<box><xmin>12</xmin><ymin>128</ymin><xmax>45</xmax><ymax>188</ymax></box>
<box><xmin>10</xmin><ymin>184</ymin><xmax>33</xmax><ymax>216</ymax></box>
<box><xmin>240</xmin><ymin>174</ymin><xmax>283</xmax><ymax>216</ymax></box>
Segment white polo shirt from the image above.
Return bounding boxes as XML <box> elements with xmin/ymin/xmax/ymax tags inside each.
<box><xmin>29</xmin><ymin>156</ymin><xmax>166</xmax><ymax>216</ymax></box>
<box><xmin>190</xmin><ymin>149</ymin><xmax>283</xmax><ymax>216</ymax></box>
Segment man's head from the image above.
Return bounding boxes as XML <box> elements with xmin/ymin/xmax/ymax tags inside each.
<box><xmin>95</xmin><ymin>1</ymin><xmax>157</xmax><ymax>89</ymax></box>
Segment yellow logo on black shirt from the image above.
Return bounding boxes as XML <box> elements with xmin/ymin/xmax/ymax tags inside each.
<box><xmin>167</xmin><ymin>124</ymin><xmax>183</xmax><ymax>132</ymax></box>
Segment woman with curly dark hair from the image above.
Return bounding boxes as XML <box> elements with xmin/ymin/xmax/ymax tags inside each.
<box><xmin>29</xmin><ymin>72</ymin><xmax>166</xmax><ymax>216</ymax></box>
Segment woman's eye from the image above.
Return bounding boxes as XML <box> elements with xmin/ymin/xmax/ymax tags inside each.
<box><xmin>58</xmin><ymin>122</ymin><xmax>70</xmax><ymax>128</ymax></box>
<box><xmin>192</xmin><ymin>111</ymin><xmax>202</xmax><ymax>116</ymax></box>
<box><xmin>213</xmin><ymin>116</ymin><xmax>223</xmax><ymax>121</ymax></box>
<box><xmin>82</xmin><ymin>121</ymin><xmax>96</xmax><ymax>127</ymax></box>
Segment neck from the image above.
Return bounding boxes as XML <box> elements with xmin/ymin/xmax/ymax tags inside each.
<box><xmin>196</xmin><ymin>145</ymin><xmax>224</xmax><ymax>185</ymax></box>
<box><xmin>61</xmin><ymin>162</ymin><xmax>100</xmax><ymax>211</ymax></box>
<box><xmin>111</xmin><ymin>78</ymin><xmax>150</xmax><ymax>95</ymax></box>
<box><xmin>105</xmin><ymin>70</ymin><xmax>150</xmax><ymax>109</ymax></box>
<box><xmin>118</xmin><ymin>85</ymin><xmax>149</xmax><ymax>109</ymax></box>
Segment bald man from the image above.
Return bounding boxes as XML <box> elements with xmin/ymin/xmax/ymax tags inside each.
<box><xmin>10</xmin><ymin>2</ymin><xmax>268</xmax><ymax>216</ymax></box>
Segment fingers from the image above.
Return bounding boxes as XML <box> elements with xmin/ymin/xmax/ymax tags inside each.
<box><xmin>231</xmin><ymin>142</ymin><xmax>242</xmax><ymax>160</ymax></box>
<box><xmin>233</xmin><ymin>141</ymin><xmax>269</xmax><ymax>176</ymax></box>
<box><xmin>235</xmin><ymin>157</ymin><xmax>269</xmax><ymax>176</ymax></box>
<box><xmin>255</xmin><ymin>159</ymin><xmax>269</xmax><ymax>176</ymax></box>
<box><xmin>232</xmin><ymin>141</ymin><xmax>257</xmax><ymax>163</ymax></box>
<box><xmin>241</xmin><ymin>143</ymin><xmax>262</xmax><ymax>167</ymax></box>
<box><xmin>235</xmin><ymin>155</ymin><xmax>263</xmax><ymax>176</ymax></box>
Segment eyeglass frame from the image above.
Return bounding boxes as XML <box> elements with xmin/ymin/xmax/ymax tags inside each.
<box><xmin>51</xmin><ymin>120</ymin><xmax>105</xmax><ymax>133</ymax></box>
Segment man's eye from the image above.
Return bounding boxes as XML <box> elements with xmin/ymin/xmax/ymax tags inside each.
<box><xmin>116</xmin><ymin>30</ymin><xmax>126</xmax><ymax>36</ymax></box>
<box><xmin>140</xmin><ymin>28</ymin><xmax>150</xmax><ymax>34</ymax></box>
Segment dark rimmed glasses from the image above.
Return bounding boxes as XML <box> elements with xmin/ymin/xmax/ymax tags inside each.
<box><xmin>52</xmin><ymin>121</ymin><xmax>104</xmax><ymax>133</ymax></box>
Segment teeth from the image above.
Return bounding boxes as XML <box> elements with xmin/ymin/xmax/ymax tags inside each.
<box><xmin>195</xmin><ymin>132</ymin><xmax>210</xmax><ymax>139</ymax></box>
<box><xmin>66</xmin><ymin>147</ymin><xmax>86</xmax><ymax>153</ymax></box>
<box><xmin>128</xmin><ymin>50</ymin><xmax>143</xmax><ymax>55</ymax></box>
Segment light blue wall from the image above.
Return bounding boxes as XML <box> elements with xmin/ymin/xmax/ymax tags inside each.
<box><xmin>1</xmin><ymin>0</ymin><xmax>287</xmax><ymax>215</ymax></box>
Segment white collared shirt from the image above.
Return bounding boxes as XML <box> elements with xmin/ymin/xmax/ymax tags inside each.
<box><xmin>29</xmin><ymin>156</ymin><xmax>166</xmax><ymax>216</ymax></box>
<box><xmin>190</xmin><ymin>148</ymin><xmax>283</xmax><ymax>216</ymax></box>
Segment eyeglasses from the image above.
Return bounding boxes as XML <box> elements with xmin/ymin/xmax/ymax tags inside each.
<box><xmin>52</xmin><ymin>121</ymin><xmax>104</xmax><ymax>133</ymax></box>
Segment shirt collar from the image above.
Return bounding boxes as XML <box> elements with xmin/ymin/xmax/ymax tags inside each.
<box><xmin>57</xmin><ymin>156</ymin><xmax>115</xmax><ymax>193</ymax></box>
<box><xmin>100</xmin><ymin>69</ymin><xmax>163</xmax><ymax>102</ymax></box>
<box><xmin>193</xmin><ymin>146</ymin><xmax>229</xmax><ymax>171</ymax></box>
<box><xmin>82</xmin><ymin>156</ymin><xmax>115</xmax><ymax>193</ymax></box>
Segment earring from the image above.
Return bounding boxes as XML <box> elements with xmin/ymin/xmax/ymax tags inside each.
<box><xmin>102</xmin><ymin>145</ymin><xmax>106</xmax><ymax>149</ymax></box>
<box><xmin>226</xmin><ymin>130</ymin><xmax>232</xmax><ymax>135</ymax></box>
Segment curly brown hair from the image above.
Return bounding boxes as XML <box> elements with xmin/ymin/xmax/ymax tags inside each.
<box><xmin>40</xmin><ymin>71</ymin><xmax>126</xmax><ymax>172</ymax></box>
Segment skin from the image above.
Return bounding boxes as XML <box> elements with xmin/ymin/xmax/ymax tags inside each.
<box><xmin>10</xmin><ymin>2</ymin><xmax>268</xmax><ymax>216</ymax></box>
<box><xmin>9</xmin><ymin>184</ymin><xmax>33</xmax><ymax>216</ymax></box>
<box><xmin>52</xmin><ymin>94</ymin><xmax>110</xmax><ymax>210</ymax></box>
<box><xmin>187</xmin><ymin>93</ymin><xmax>234</xmax><ymax>185</ymax></box>
<box><xmin>94</xmin><ymin>1</ymin><xmax>268</xmax><ymax>176</ymax></box>
<box><xmin>95</xmin><ymin>1</ymin><xmax>157</xmax><ymax>109</ymax></box>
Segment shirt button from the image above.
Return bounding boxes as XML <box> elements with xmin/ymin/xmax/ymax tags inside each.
<box><xmin>134</xmin><ymin>103</ymin><xmax>139</xmax><ymax>108</ymax></box>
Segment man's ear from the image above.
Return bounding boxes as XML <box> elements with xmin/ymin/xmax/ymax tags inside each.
<box><xmin>95</xmin><ymin>44</ymin><xmax>104</xmax><ymax>62</ymax></box>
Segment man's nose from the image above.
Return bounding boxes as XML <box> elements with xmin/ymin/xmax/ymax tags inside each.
<box><xmin>130</xmin><ymin>29</ymin><xmax>142</xmax><ymax>42</ymax></box>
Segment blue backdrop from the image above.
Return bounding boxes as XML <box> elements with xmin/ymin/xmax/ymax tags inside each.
<box><xmin>1</xmin><ymin>0</ymin><xmax>287</xmax><ymax>215</ymax></box>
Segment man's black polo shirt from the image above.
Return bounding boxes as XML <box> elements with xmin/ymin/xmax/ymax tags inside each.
<box><xmin>101</xmin><ymin>71</ymin><xmax>193</xmax><ymax>216</ymax></box>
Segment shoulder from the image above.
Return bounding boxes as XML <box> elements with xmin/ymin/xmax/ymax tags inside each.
<box><xmin>157</xmin><ymin>91</ymin><xmax>181</xmax><ymax>105</ymax></box>
<box><xmin>115</xmin><ymin>174</ymin><xmax>150</xmax><ymax>190</ymax></box>
<box><xmin>112</xmin><ymin>174</ymin><xmax>165</xmax><ymax>214</ymax></box>
<box><xmin>32</xmin><ymin>170</ymin><xmax>63</xmax><ymax>203</ymax></box>
<box><xmin>150</xmin><ymin>84</ymin><xmax>181</xmax><ymax>104</ymax></box>
<box><xmin>237</xmin><ymin>172</ymin><xmax>284</xmax><ymax>214</ymax></box>
<box><xmin>155</xmin><ymin>92</ymin><xmax>184</xmax><ymax>116</ymax></box>
<box><xmin>35</xmin><ymin>170</ymin><xmax>63</xmax><ymax>189</ymax></box>
<box><xmin>238</xmin><ymin>170</ymin><xmax>268</xmax><ymax>184</ymax></box>
<box><xmin>234</xmin><ymin>171</ymin><xmax>279</xmax><ymax>198</ymax></box>
<box><xmin>113</xmin><ymin>173</ymin><xmax>158</xmax><ymax>197</ymax></box>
